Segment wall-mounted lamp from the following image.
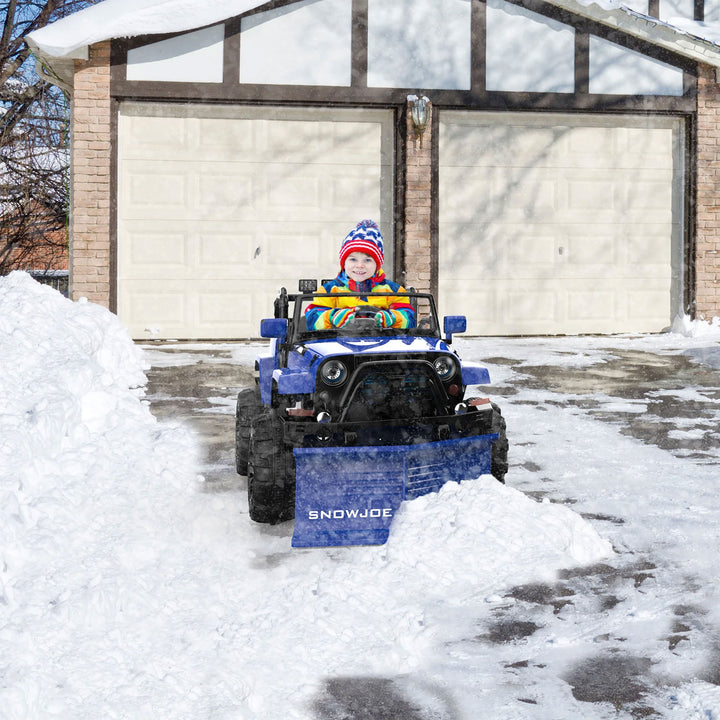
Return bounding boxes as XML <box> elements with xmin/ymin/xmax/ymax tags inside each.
<box><xmin>410</xmin><ymin>95</ymin><xmax>430</xmax><ymax>148</ymax></box>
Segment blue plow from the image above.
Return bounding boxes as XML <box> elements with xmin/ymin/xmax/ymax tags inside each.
<box><xmin>291</xmin><ymin>433</ymin><xmax>497</xmax><ymax>547</ymax></box>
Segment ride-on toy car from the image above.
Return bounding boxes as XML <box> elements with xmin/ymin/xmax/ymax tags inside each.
<box><xmin>236</xmin><ymin>281</ymin><xmax>508</xmax><ymax>547</ymax></box>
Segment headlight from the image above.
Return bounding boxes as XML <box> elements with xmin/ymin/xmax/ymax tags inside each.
<box><xmin>433</xmin><ymin>355</ymin><xmax>457</xmax><ymax>380</ymax></box>
<box><xmin>320</xmin><ymin>359</ymin><xmax>348</xmax><ymax>386</ymax></box>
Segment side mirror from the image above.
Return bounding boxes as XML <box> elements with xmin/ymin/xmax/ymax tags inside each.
<box><xmin>261</xmin><ymin>318</ymin><xmax>288</xmax><ymax>340</ymax></box>
<box><xmin>443</xmin><ymin>315</ymin><xmax>467</xmax><ymax>343</ymax></box>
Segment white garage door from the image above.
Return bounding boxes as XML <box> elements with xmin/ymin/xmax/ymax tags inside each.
<box><xmin>439</xmin><ymin>112</ymin><xmax>684</xmax><ymax>335</ymax></box>
<box><xmin>117</xmin><ymin>103</ymin><xmax>394</xmax><ymax>339</ymax></box>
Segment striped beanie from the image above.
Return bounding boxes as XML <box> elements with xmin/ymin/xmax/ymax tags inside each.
<box><xmin>339</xmin><ymin>220</ymin><xmax>384</xmax><ymax>269</ymax></box>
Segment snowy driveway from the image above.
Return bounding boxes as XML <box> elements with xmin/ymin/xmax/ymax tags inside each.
<box><xmin>141</xmin><ymin>331</ymin><xmax>720</xmax><ymax>719</ymax></box>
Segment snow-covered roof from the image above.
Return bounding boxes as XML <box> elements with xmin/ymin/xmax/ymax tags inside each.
<box><xmin>27</xmin><ymin>0</ymin><xmax>268</xmax><ymax>59</ymax></box>
<box><xmin>557</xmin><ymin>0</ymin><xmax>720</xmax><ymax>67</ymax></box>
<box><xmin>26</xmin><ymin>0</ymin><xmax>268</xmax><ymax>87</ymax></box>
<box><xmin>25</xmin><ymin>0</ymin><xmax>720</xmax><ymax>87</ymax></box>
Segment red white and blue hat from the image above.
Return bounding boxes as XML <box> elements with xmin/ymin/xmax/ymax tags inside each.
<box><xmin>339</xmin><ymin>220</ymin><xmax>384</xmax><ymax>269</ymax></box>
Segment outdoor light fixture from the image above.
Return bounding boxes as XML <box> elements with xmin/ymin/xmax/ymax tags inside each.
<box><xmin>410</xmin><ymin>94</ymin><xmax>430</xmax><ymax>147</ymax></box>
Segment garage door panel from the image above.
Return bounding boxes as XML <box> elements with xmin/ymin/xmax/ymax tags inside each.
<box><xmin>626</xmin><ymin>232</ymin><xmax>672</xmax><ymax>267</ymax></box>
<box><xmin>197</xmin><ymin>174</ymin><xmax>256</xmax><ymax>217</ymax></box>
<box><xmin>441</xmin><ymin>168</ymin><xmax>559</xmax><ymax>219</ymax></box>
<box><xmin>627</xmin><ymin>288</ymin><xmax>673</xmax><ymax>321</ymax></box>
<box><xmin>125</xmin><ymin>172</ymin><xmax>188</xmax><ymax>212</ymax></box>
<box><xmin>123</xmin><ymin>283</ymin><xmax>189</xmax><ymax>328</ymax></box>
<box><xmin>506</xmin><ymin>290</ymin><xmax>558</xmax><ymax>325</ymax></box>
<box><xmin>121</xmin><ymin>115</ymin><xmax>189</xmax><ymax>158</ymax></box>
<box><xmin>126</xmin><ymin>231</ymin><xmax>188</xmax><ymax>270</ymax></box>
<box><xmin>197</xmin><ymin>234</ymin><xmax>256</xmax><ymax>270</ymax></box>
<box><xmin>565</xmin><ymin>235</ymin><xmax>616</xmax><ymax>267</ymax></box>
<box><xmin>439</xmin><ymin>111</ymin><xmax>683</xmax><ymax>334</ymax></box>
<box><xmin>505</xmin><ymin>234</ymin><xmax>558</xmax><ymax>272</ymax></box>
<box><xmin>567</xmin><ymin>290</ymin><xmax>617</xmax><ymax>321</ymax></box>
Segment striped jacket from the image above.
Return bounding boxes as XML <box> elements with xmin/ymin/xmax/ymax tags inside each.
<box><xmin>305</xmin><ymin>270</ymin><xmax>415</xmax><ymax>330</ymax></box>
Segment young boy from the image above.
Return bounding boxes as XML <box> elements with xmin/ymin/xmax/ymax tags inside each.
<box><xmin>305</xmin><ymin>220</ymin><xmax>415</xmax><ymax>330</ymax></box>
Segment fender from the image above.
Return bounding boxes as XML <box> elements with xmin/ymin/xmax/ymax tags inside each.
<box><xmin>462</xmin><ymin>362</ymin><xmax>491</xmax><ymax>385</ymax></box>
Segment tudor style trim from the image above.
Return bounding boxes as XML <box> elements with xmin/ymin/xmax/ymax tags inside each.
<box><xmin>109</xmin><ymin>0</ymin><xmax>698</xmax><ymax>113</ymax></box>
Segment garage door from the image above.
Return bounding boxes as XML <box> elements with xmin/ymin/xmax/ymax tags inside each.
<box><xmin>439</xmin><ymin>112</ymin><xmax>684</xmax><ymax>335</ymax></box>
<box><xmin>117</xmin><ymin>103</ymin><xmax>394</xmax><ymax>339</ymax></box>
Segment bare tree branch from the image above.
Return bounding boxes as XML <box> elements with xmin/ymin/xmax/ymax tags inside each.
<box><xmin>1</xmin><ymin>0</ymin><xmax>98</xmax><ymax>276</ymax></box>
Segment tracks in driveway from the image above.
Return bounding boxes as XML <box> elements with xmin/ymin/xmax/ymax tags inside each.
<box><xmin>487</xmin><ymin>348</ymin><xmax>720</xmax><ymax>465</ymax></box>
<box><xmin>482</xmin><ymin>344</ymin><xmax>720</xmax><ymax>717</ymax></box>
<box><xmin>142</xmin><ymin>343</ymin><xmax>254</xmax><ymax>489</ymax></box>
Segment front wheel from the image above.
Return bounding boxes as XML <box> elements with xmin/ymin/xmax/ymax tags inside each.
<box><xmin>466</xmin><ymin>397</ymin><xmax>508</xmax><ymax>484</ymax></box>
<box><xmin>247</xmin><ymin>412</ymin><xmax>295</xmax><ymax>524</ymax></box>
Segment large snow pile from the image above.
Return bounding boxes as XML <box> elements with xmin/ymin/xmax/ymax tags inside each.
<box><xmin>0</xmin><ymin>272</ymin><xmax>614</xmax><ymax>719</ymax></box>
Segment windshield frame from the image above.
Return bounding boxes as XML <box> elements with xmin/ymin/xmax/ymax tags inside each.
<box><xmin>289</xmin><ymin>291</ymin><xmax>441</xmax><ymax>343</ymax></box>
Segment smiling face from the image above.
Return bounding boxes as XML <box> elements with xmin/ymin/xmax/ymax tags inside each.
<box><xmin>344</xmin><ymin>252</ymin><xmax>377</xmax><ymax>282</ymax></box>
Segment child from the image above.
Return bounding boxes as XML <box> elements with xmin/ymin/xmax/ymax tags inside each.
<box><xmin>305</xmin><ymin>220</ymin><xmax>415</xmax><ymax>330</ymax></box>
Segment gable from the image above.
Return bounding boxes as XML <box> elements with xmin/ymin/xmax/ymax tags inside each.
<box><xmin>117</xmin><ymin>0</ymin><xmax>692</xmax><ymax>101</ymax></box>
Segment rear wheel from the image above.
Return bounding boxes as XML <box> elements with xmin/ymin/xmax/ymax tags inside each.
<box><xmin>247</xmin><ymin>411</ymin><xmax>295</xmax><ymax>524</ymax></box>
<box><xmin>235</xmin><ymin>386</ymin><xmax>261</xmax><ymax>475</ymax></box>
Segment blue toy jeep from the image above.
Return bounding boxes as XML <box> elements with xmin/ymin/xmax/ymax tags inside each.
<box><xmin>236</xmin><ymin>281</ymin><xmax>508</xmax><ymax>547</ymax></box>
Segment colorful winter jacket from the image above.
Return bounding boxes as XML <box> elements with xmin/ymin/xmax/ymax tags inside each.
<box><xmin>305</xmin><ymin>270</ymin><xmax>415</xmax><ymax>330</ymax></box>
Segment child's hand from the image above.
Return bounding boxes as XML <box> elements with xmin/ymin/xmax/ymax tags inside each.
<box><xmin>329</xmin><ymin>308</ymin><xmax>356</xmax><ymax>327</ymax></box>
<box><xmin>375</xmin><ymin>310</ymin><xmax>395</xmax><ymax>328</ymax></box>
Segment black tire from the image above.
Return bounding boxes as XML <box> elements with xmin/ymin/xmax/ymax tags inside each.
<box><xmin>466</xmin><ymin>397</ymin><xmax>509</xmax><ymax>484</ymax></box>
<box><xmin>490</xmin><ymin>402</ymin><xmax>508</xmax><ymax>484</ymax></box>
<box><xmin>247</xmin><ymin>411</ymin><xmax>295</xmax><ymax>524</ymax></box>
<box><xmin>235</xmin><ymin>386</ymin><xmax>261</xmax><ymax>475</ymax></box>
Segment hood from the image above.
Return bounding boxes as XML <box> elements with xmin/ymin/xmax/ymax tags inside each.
<box><xmin>297</xmin><ymin>336</ymin><xmax>452</xmax><ymax>362</ymax></box>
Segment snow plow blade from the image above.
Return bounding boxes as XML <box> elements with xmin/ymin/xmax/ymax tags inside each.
<box><xmin>291</xmin><ymin>433</ymin><xmax>497</xmax><ymax>548</ymax></box>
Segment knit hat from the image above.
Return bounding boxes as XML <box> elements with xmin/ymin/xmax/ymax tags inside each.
<box><xmin>339</xmin><ymin>220</ymin><xmax>384</xmax><ymax>269</ymax></box>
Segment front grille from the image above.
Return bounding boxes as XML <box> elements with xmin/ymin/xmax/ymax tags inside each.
<box><xmin>340</xmin><ymin>360</ymin><xmax>446</xmax><ymax>422</ymax></box>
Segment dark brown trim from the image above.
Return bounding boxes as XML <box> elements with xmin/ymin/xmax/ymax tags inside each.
<box><xmin>575</xmin><ymin>32</ymin><xmax>590</xmax><ymax>95</ymax></box>
<box><xmin>224</xmin><ymin>17</ymin><xmax>241</xmax><ymax>85</ymax></box>
<box><xmin>471</xmin><ymin>0</ymin><xmax>486</xmax><ymax>94</ymax></box>
<box><xmin>685</xmin><ymin>113</ymin><xmax>697</xmax><ymax>317</ymax></box>
<box><xmin>109</xmin><ymin>97</ymin><xmax>119</xmax><ymax>315</ymax></box>
<box><xmin>695</xmin><ymin>0</ymin><xmax>704</xmax><ymax>21</ymax></box>
<box><xmin>125</xmin><ymin>19</ymin><xmax>230</xmax><ymax>51</ymax></box>
<box><xmin>110</xmin><ymin>40</ymin><xmax>127</xmax><ymax>88</ymax></box>
<box><xmin>110</xmin><ymin>77</ymin><xmax>697</xmax><ymax>114</ymax></box>
<box><xmin>352</xmin><ymin>0</ymin><xmax>368</xmax><ymax>89</ymax></box>
<box><xmin>110</xmin><ymin>0</ymin><xmax>697</xmax><ymax>112</ymax></box>
<box><xmin>505</xmin><ymin>0</ymin><xmax>699</xmax><ymax>76</ymax></box>
<box><xmin>394</xmin><ymin>104</ymin><xmax>407</xmax><ymax>285</ymax></box>
<box><xmin>430</xmin><ymin>108</ymin><xmax>439</xmax><ymax>302</ymax></box>
<box><xmin>648</xmin><ymin>0</ymin><xmax>660</xmax><ymax>18</ymax></box>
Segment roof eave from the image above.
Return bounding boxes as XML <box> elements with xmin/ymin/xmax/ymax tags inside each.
<box><xmin>549</xmin><ymin>0</ymin><xmax>720</xmax><ymax>68</ymax></box>
<box><xmin>25</xmin><ymin>38</ymin><xmax>88</xmax><ymax>95</ymax></box>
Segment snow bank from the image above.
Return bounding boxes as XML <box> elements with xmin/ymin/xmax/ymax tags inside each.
<box><xmin>0</xmin><ymin>272</ymin><xmax>616</xmax><ymax>719</ymax></box>
<box><xmin>671</xmin><ymin>312</ymin><xmax>720</xmax><ymax>338</ymax></box>
<box><xmin>0</xmin><ymin>273</ymin><xmax>199</xmax><ymax>718</ymax></box>
<box><xmin>389</xmin><ymin>478</ymin><xmax>612</xmax><ymax>585</ymax></box>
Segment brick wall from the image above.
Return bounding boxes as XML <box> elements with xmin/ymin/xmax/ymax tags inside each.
<box><xmin>402</xmin><ymin>99</ymin><xmax>433</xmax><ymax>294</ymax></box>
<box><xmin>70</xmin><ymin>41</ymin><xmax>112</xmax><ymax>307</ymax></box>
<box><xmin>696</xmin><ymin>65</ymin><xmax>720</xmax><ymax>321</ymax></box>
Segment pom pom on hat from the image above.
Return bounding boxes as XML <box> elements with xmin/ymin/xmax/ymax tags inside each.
<box><xmin>339</xmin><ymin>220</ymin><xmax>384</xmax><ymax>269</ymax></box>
